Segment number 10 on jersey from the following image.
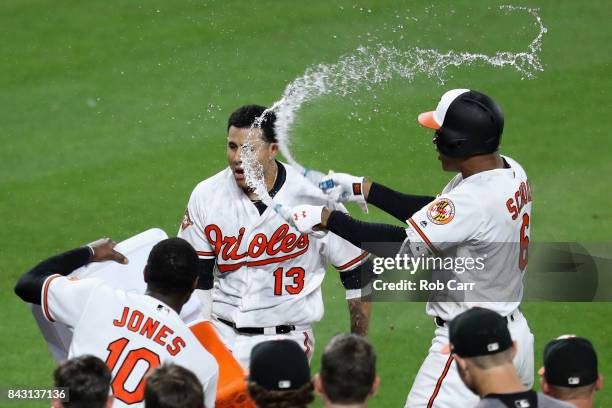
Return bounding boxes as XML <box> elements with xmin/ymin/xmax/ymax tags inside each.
<box><xmin>106</xmin><ymin>338</ymin><xmax>160</xmax><ymax>404</ymax></box>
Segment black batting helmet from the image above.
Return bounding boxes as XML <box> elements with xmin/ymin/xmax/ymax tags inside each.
<box><xmin>418</xmin><ymin>89</ymin><xmax>504</xmax><ymax>158</ymax></box>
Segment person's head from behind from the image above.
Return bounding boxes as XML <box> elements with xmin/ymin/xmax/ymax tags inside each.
<box><xmin>144</xmin><ymin>237</ymin><xmax>199</xmax><ymax>307</ymax></box>
<box><xmin>447</xmin><ymin>307</ymin><xmax>516</xmax><ymax>395</ymax></box>
<box><xmin>539</xmin><ymin>335</ymin><xmax>603</xmax><ymax>407</ymax></box>
<box><xmin>315</xmin><ymin>333</ymin><xmax>379</xmax><ymax>407</ymax></box>
<box><xmin>227</xmin><ymin>104</ymin><xmax>278</xmax><ymax>191</ymax></box>
<box><xmin>418</xmin><ymin>89</ymin><xmax>504</xmax><ymax>172</ymax></box>
<box><xmin>248</xmin><ymin>339</ymin><xmax>314</xmax><ymax>408</ymax></box>
<box><xmin>144</xmin><ymin>363</ymin><xmax>204</xmax><ymax>408</ymax></box>
<box><xmin>52</xmin><ymin>355</ymin><xmax>112</xmax><ymax>408</ymax></box>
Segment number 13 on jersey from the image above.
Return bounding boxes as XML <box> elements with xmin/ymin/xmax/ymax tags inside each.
<box><xmin>273</xmin><ymin>267</ymin><xmax>305</xmax><ymax>296</ymax></box>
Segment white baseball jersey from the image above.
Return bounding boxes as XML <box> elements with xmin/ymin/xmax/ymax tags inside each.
<box><xmin>41</xmin><ymin>271</ymin><xmax>219</xmax><ymax>408</ymax></box>
<box><xmin>178</xmin><ymin>162</ymin><xmax>369</xmax><ymax>328</ymax></box>
<box><xmin>404</xmin><ymin>156</ymin><xmax>534</xmax><ymax>408</ymax></box>
<box><xmin>32</xmin><ymin>229</ymin><xmax>205</xmax><ymax>362</ymax></box>
<box><xmin>403</xmin><ymin>155</ymin><xmax>532</xmax><ymax>320</ymax></box>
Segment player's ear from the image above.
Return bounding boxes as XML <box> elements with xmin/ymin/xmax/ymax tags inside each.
<box><xmin>313</xmin><ymin>373</ymin><xmax>324</xmax><ymax>396</ymax></box>
<box><xmin>540</xmin><ymin>378</ymin><xmax>550</xmax><ymax>395</ymax></box>
<box><xmin>454</xmin><ymin>355</ymin><xmax>467</xmax><ymax>371</ymax></box>
<box><xmin>270</xmin><ymin>142</ymin><xmax>279</xmax><ymax>157</ymax></box>
<box><xmin>596</xmin><ymin>374</ymin><xmax>604</xmax><ymax>391</ymax></box>
<box><xmin>105</xmin><ymin>395</ymin><xmax>114</xmax><ymax>408</ymax></box>
<box><xmin>370</xmin><ymin>375</ymin><xmax>381</xmax><ymax>398</ymax></box>
<box><xmin>51</xmin><ymin>398</ymin><xmax>62</xmax><ymax>408</ymax></box>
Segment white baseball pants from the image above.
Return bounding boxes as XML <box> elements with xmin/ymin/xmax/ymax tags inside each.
<box><xmin>405</xmin><ymin>309</ymin><xmax>534</xmax><ymax>408</ymax></box>
<box><xmin>211</xmin><ymin>316</ymin><xmax>315</xmax><ymax>369</ymax></box>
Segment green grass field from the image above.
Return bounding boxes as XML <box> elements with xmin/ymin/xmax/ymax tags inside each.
<box><xmin>1</xmin><ymin>1</ymin><xmax>611</xmax><ymax>407</ymax></box>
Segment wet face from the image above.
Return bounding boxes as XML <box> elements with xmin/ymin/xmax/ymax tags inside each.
<box><xmin>227</xmin><ymin>126</ymin><xmax>278</xmax><ymax>190</ymax></box>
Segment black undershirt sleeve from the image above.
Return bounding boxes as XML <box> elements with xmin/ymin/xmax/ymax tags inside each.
<box><xmin>367</xmin><ymin>182</ymin><xmax>435</xmax><ymax>223</ymax></box>
<box><xmin>197</xmin><ymin>258</ymin><xmax>215</xmax><ymax>290</ymax></box>
<box><xmin>339</xmin><ymin>258</ymin><xmax>375</xmax><ymax>290</ymax></box>
<box><xmin>14</xmin><ymin>247</ymin><xmax>92</xmax><ymax>305</ymax></box>
<box><xmin>327</xmin><ymin>211</ymin><xmax>406</xmax><ymax>257</ymax></box>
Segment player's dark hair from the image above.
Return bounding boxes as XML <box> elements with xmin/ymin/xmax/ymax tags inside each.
<box><xmin>247</xmin><ymin>381</ymin><xmax>314</xmax><ymax>408</ymax></box>
<box><xmin>227</xmin><ymin>104</ymin><xmax>277</xmax><ymax>143</ymax></box>
<box><xmin>548</xmin><ymin>383</ymin><xmax>597</xmax><ymax>401</ymax></box>
<box><xmin>145</xmin><ymin>238</ymin><xmax>198</xmax><ymax>296</ymax></box>
<box><xmin>53</xmin><ymin>355</ymin><xmax>111</xmax><ymax>408</ymax></box>
<box><xmin>319</xmin><ymin>333</ymin><xmax>377</xmax><ymax>404</ymax></box>
<box><xmin>469</xmin><ymin>348</ymin><xmax>514</xmax><ymax>369</ymax></box>
<box><xmin>144</xmin><ymin>363</ymin><xmax>203</xmax><ymax>408</ymax></box>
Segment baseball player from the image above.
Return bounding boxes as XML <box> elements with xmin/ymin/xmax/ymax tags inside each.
<box><xmin>15</xmin><ymin>237</ymin><xmax>219</xmax><ymax>408</ymax></box>
<box><xmin>53</xmin><ymin>355</ymin><xmax>113</xmax><ymax>408</ymax></box>
<box><xmin>316</xmin><ymin>333</ymin><xmax>380</xmax><ymax>408</ymax></box>
<box><xmin>447</xmin><ymin>308</ymin><xmax>573</xmax><ymax>408</ymax></box>
<box><xmin>178</xmin><ymin>104</ymin><xmax>372</xmax><ymax>368</ymax></box>
<box><xmin>145</xmin><ymin>363</ymin><xmax>205</xmax><ymax>408</ymax></box>
<box><xmin>539</xmin><ymin>335</ymin><xmax>603</xmax><ymax>408</ymax></box>
<box><xmin>290</xmin><ymin>89</ymin><xmax>535</xmax><ymax>407</ymax></box>
<box><xmin>248</xmin><ymin>340</ymin><xmax>314</xmax><ymax>408</ymax></box>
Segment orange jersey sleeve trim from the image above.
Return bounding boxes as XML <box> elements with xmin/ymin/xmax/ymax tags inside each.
<box><xmin>303</xmin><ymin>331</ymin><xmax>311</xmax><ymax>358</ymax></box>
<box><xmin>42</xmin><ymin>274</ymin><xmax>62</xmax><ymax>322</ymax></box>
<box><xmin>196</xmin><ymin>251</ymin><xmax>215</xmax><ymax>257</ymax></box>
<box><xmin>427</xmin><ymin>355</ymin><xmax>454</xmax><ymax>408</ymax></box>
<box><xmin>334</xmin><ymin>251</ymin><xmax>369</xmax><ymax>271</ymax></box>
<box><xmin>407</xmin><ymin>218</ymin><xmax>439</xmax><ymax>255</ymax></box>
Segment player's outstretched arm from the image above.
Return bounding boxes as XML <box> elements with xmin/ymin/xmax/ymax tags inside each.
<box><xmin>322</xmin><ymin>173</ymin><xmax>435</xmax><ymax>222</ymax></box>
<box><xmin>14</xmin><ymin>238</ymin><xmax>128</xmax><ymax>305</ymax></box>
<box><xmin>367</xmin><ymin>182</ymin><xmax>435</xmax><ymax>222</ymax></box>
<box><xmin>291</xmin><ymin>206</ymin><xmax>404</xmax><ymax>257</ymax></box>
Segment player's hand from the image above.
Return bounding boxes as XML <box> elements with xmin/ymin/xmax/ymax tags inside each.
<box><xmin>291</xmin><ymin>205</ymin><xmax>327</xmax><ymax>235</ymax></box>
<box><xmin>302</xmin><ymin>168</ymin><xmax>327</xmax><ymax>185</ymax></box>
<box><xmin>319</xmin><ymin>172</ymin><xmax>369</xmax><ymax>214</ymax></box>
<box><xmin>87</xmin><ymin>238</ymin><xmax>129</xmax><ymax>264</ymax></box>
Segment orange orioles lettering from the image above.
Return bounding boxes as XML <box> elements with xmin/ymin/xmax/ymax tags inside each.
<box><xmin>506</xmin><ymin>181</ymin><xmax>532</xmax><ymax>220</ymax></box>
<box><xmin>113</xmin><ymin>307</ymin><xmax>185</xmax><ymax>356</ymax></box>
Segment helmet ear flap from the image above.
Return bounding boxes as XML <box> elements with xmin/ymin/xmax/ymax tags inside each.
<box><xmin>434</xmin><ymin>128</ymin><xmax>469</xmax><ymax>157</ymax></box>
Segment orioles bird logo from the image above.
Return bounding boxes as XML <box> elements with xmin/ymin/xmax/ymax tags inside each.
<box><xmin>427</xmin><ymin>198</ymin><xmax>455</xmax><ymax>225</ymax></box>
<box><xmin>181</xmin><ymin>208</ymin><xmax>194</xmax><ymax>231</ymax></box>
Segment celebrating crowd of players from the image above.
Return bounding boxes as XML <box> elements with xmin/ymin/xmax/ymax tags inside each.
<box><xmin>15</xmin><ymin>92</ymin><xmax>604</xmax><ymax>407</ymax></box>
<box><xmin>47</xmin><ymin>311</ymin><xmax>602</xmax><ymax>408</ymax></box>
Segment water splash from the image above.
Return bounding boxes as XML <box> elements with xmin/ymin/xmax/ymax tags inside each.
<box><xmin>243</xmin><ymin>5</ymin><xmax>547</xmax><ymax>219</ymax></box>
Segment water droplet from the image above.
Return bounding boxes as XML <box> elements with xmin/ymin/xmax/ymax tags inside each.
<box><xmin>238</xmin><ymin>6</ymin><xmax>547</xmax><ymax>213</ymax></box>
